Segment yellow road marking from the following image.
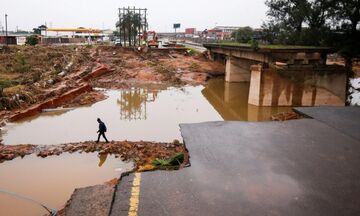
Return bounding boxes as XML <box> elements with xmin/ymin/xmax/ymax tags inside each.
<box><xmin>128</xmin><ymin>172</ymin><xmax>141</xmax><ymax>216</ymax></box>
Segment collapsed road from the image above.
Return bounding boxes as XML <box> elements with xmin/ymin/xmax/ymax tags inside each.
<box><xmin>44</xmin><ymin>106</ymin><xmax>360</xmax><ymax>216</ymax></box>
<box><xmin>107</xmin><ymin>106</ymin><xmax>360</xmax><ymax>216</ymax></box>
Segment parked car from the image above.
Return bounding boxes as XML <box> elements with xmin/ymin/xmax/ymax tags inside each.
<box><xmin>114</xmin><ymin>39</ymin><xmax>122</xmax><ymax>46</ymax></box>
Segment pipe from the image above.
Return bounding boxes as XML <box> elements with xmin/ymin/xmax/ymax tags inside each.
<box><xmin>0</xmin><ymin>188</ymin><xmax>57</xmax><ymax>216</ymax></box>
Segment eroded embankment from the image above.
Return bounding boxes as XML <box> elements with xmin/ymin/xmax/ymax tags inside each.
<box><xmin>7</xmin><ymin>63</ymin><xmax>112</xmax><ymax>122</ymax></box>
<box><xmin>0</xmin><ymin>140</ymin><xmax>187</xmax><ymax>170</ymax></box>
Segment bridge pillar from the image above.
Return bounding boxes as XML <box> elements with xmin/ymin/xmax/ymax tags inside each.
<box><xmin>225</xmin><ymin>57</ymin><xmax>251</xmax><ymax>82</ymax></box>
<box><xmin>248</xmin><ymin>65</ymin><xmax>346</xmax><ymax>106</ymax></box>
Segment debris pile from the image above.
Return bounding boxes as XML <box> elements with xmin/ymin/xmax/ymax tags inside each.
<box><xmin>271</xmin><ymin>111</ymin><xmax>302</xmax><ymax>121</ymax></box>
<box><xmin>0</xmin><ymin>144</ymin><xmax>36</xmax><ymax>162</ymax></box>
<box><xmin>0</xmin><ymin>140</ymin><xmax>187</xmax><ymax>169</ymax></box>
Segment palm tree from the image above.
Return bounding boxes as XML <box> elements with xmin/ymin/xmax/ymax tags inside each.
<box><xmin>116</xmin><ymin>11</ymin><xmax>146</xmax><ymax>46</ymax></box>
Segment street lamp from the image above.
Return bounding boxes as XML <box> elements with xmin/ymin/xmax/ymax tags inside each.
<box><xmin>5</xmin><ymin>14</ymin><xmax>8</xmax><ymax>46</ymax></box>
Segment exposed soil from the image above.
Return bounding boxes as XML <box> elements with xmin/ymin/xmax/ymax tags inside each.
<box><xmin>91</xmin><ymin>47</ymin><xmax>225</xmax><ymax>88</ymax></box>
<box><xmin>63</xmin><ymin>90</ymin><xmax>108</xmax><ymax>108</ymax></box>
<box><xmin>0</xmin><ymin>140</ymin><xmax>186</xmax><ymax>170</ymax></box>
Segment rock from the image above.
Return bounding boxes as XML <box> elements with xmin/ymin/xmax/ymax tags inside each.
<box><xmin>47</xmin><ymin>79</ymin><xmax>55</xmax><ymax>85</ymax></box>
<box><xmin>173</xmin><ymin>139</ymin><xmax>181</xmax><ymax>146</ymax></box>
<box><xmin>58</xmin><ymin>71</ymin><xmax>66</xmax><ymax>77</ymax></box>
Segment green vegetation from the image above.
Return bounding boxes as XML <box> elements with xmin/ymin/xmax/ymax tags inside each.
<box><xmin>216</xmin><ymin>41</ymin><xmax>323</xmax><ymax>50</ymax></box>
<box><xmin>0</xmin><ymin>79</ymin><xmax>19</xmax><ymax>89</ymax></box>
<box><xmin>116</xmin><ymin>11</ymin><xmax>146</xmax><ymax>47</ymax></box>
<box><xmin>232</xmin><ymin>26</ymin><xmax>254</xmax><ymax>43</ymax></box>
<box><xmin>152</xmin><ymin>153</ymin><xmax>185</xmax><ymax>170</ymax></box>
<box><xmin>32</xmin><ymin>25</ymin><xmax>47</xmax><ymax>35</ymax></box>
<box><xmin>186</xmin><ymin>48</ymin><xmax>199</xmax><ymax>56</ymax></box>
<box><xmin>13</xmin><ymin>52</ymin><xmax>31</xmax><ymax>73</ymax></box>
<box><xmin>25</xmin><ymin>35</ymin><xmax>39</xmax><ymax>46</ymax></box>
<box><xmin>263</xmin><ymin>0</ymin><xmax>359</xmax><ymax>104</ymax></box>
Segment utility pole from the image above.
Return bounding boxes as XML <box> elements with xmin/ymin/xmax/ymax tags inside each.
<box><xmin>5</xmin><ymin>14</ymin><xmax>8</xmax><ymax>46</ymax></box>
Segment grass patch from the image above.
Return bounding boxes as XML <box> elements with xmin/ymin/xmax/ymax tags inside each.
<box><xmin>213</xmin><ymin>41</ymin><xmax>328</xmax><ymax>50</ymax></box>
<box><xmin>13</xmin><ymin>52</ymin><xmax>31</xmax><ymax>73</ymax></box>
<box><xmin>0</xmin><ymin>79</ymin><xmax>19</xmax><ymax>89</ymax></box>
<box><xmin>185</xmin><ymin>48</ymin><xmax>199</xmax><ymax>56</ymax></box>
<box><xmin>152</xmin><ymin>153</ymin><xmax>185</xmax><ymax>170</ymax></box>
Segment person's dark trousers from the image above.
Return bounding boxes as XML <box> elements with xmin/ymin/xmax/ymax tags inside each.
<box><xmin>97</xmin><ymin>132</ymin><xmax>109</xmax><ymax>143</ymax></box>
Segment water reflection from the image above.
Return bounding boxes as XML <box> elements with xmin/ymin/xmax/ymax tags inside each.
<box><xmin>202</xmin><ymin>78</ymin><xmax>291</xmax><ymax>121</ymax></box>
<box><xmin>117</xmin><ymin>88</ymin><xmax>159</xmax><ymax>121</ymax></box>
<box><xmin>98</xmin><ymin>153</ymin><xmax>108</xmax><ymax>167</ymax></box>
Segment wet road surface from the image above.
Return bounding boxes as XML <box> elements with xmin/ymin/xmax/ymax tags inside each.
<box><xmin>111</xmin><ymin>115</ymin><xmax>360</xmax><ymax>215</ymax></box>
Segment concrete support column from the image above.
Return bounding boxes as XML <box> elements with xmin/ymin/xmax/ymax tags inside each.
<box><xmin>248</xmin><ymin>65</ymin><xmax>346</xmax><ymax>106</ymax></box>
<box><xmin>225</xmin><ymin>57</ymin><xmax>251</xmax><ymax>82</ymax></box>
<box><xmin>248</xmin><ymin>65</ymin><xmax>263</xmax><ymax>106</ymax></box>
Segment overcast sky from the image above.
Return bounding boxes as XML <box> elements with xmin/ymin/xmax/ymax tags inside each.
<box><xmin>0</xmin><ymin>0</ymin><xmax>268</xmax><ymax>32</ymax></box>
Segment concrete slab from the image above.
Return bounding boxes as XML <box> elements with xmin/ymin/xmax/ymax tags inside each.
<box><xmin>64</xmin><ymin>184</ymin><xmax>115</xmax><ymax>216</ymax></box>
<box><xmin>135</xmin><ymin>119</ymin><xmax>360</xmax><ymax>216</ymax></box>
<box><xmin>294</xmin><ymin>106</ymin><xmax>360</xmax><ymax>141</ymax></box>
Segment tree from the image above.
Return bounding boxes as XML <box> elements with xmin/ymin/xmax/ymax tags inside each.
<box><xmin>232</xmin><ymin>27</ymin><xmax>254</xmax><ymax>43</ymax></box>
<box><xmin>265</xmin><ymin>0</ymin><xmax>309</xmax><ymax>43</ymax></box>
<box><xmin>32</xmin><ymin>25</ymin><xmax>47</xmax><ymax>35</ymax></box>
<box><xmin>330</xmin><ymin>0</ymin><xmax>360</xmax><ymax>103</ymax></box>
<box><xmin>263</xmin><ymin>0</ymin><xmax>360</xmax><ymax>104</ymax></box>
<box><xmin>116</xmin><ymin>11</ymin><xmax>146</xmax><ymax>46</ymax></box>
<box><xmin>25</xmin><ymin>35</ymin><xmax>39</xmax><ymax>46</ymax></box>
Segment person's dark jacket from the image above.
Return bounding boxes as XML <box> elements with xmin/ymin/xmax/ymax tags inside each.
<box><xmin>98</xmin><ymin>121</ymin><xmax>107</xmax><ymax>133</ymax></box>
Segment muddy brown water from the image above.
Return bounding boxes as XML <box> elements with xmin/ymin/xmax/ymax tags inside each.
<box><xmin>2</xmin><ymin>78</ymin><xmax>291</xmax><ymax>145</ymax></box>
<box><xmin>0</xmin><ymin>78</ymin><xmax>291</xmax><ymax>216</ymax></box>
<box><xmin>0</xmin><ymin>152</ymin><xmax>132</xmax><ymax>216</ymax></box>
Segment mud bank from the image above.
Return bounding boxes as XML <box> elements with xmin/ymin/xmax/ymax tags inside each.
<box><xmin>8</xmin><ymin>84</ymin><xmax>92</xmax><ymax>121</ymax></box>
<box><xmin>0</xmin><ymin>140</ymin><xmax>186</xmax><ymax>169</ymax></box>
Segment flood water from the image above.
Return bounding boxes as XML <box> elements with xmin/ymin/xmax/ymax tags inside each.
<box><xmin>0</xmin><ymin>152</ymin><xmax>132</xmax><ymax>216</ymax></box>
<box><xmin>1</xmin><ymin>78</ymin><xmax>291</xmax><ymax>145</ymax></box>
<box><xmin>0</xmin><ymin>78</ymin><xmax>292</xmax><ymax>216</ymax></box>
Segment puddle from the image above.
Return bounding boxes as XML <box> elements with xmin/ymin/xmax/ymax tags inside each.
<box><xmin>0</xmin><ymin>152</ymin><xmax>132</xmax><ymax>216</ymax></box>
<box><xmin>1</xmin><ymin>80</ymin><xmax>292</xmax><ymax>145</ymax></box>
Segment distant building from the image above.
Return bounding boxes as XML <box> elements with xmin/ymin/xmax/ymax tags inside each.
<box><xmin>212</xmin><ymin>26</ymin><xmax>240</xmax><ymax>40</ymax></box>
<box><xmin>0</xmin><ymin>36</ymin><xmax>17</xmax><ymax>45</ymax></box>
<box><xmin>214</xmin><ymin>26</ymin><xmax>239</xmax><ymax>33</ymax></box>
<box><xmin>39</xmin><ymin>28</ymin><xmax>114</xmax><ymax>44</ymax></box>
<box><xmin>41</xmin><ymin>28</ymin><xmax>104</xmax><ymax>38</ymax></box>
<box><xmin>185</xmin><ymin>28</ymin><xmax>196</xmax><ymax>37</ymax></box>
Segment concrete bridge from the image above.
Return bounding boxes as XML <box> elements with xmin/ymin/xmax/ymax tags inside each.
<box><xmin>203</xmin><ymin>44</ymin><xmax>347</xmax><ymax>107</ymax></box>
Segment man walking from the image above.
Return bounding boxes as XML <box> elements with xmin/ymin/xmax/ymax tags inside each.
<box><xmin>96</xmin><ymin>118</ymin><xmax>109</xmax><ymax>143</ymax></box>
